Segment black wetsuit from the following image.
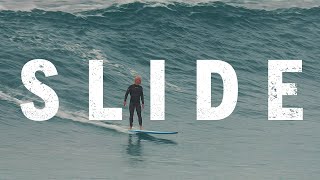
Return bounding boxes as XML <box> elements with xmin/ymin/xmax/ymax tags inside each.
<box><xmin>124</xmin><ymin>84</ymin><xmax>144</xmax><ymax>127</ymax></box>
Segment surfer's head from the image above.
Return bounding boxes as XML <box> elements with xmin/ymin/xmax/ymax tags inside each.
<box><xmin>134</xmin><ymin>75</ymin><xmax>142</xmax><ymax>85</ymax></box>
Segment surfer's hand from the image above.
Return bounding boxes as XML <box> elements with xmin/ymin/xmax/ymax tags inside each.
<box><xmin>142</xmin><ymin>104</ymin><xmax>144</xmax><ymax>110</ymax></box>
<box><xmin>123</xmin><ymin>101</ymin><xmax>126</xmax><ymax>107</ymax></box>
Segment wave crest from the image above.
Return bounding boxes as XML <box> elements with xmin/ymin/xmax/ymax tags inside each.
<box><xmin>0</xmin><ymin>0</ymin><xmax>319</xmax><ymax>13</ymax></box>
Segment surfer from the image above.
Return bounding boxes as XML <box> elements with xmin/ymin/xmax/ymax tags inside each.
<box><xmin>124</xmin><ymin>75</ymin><xmax>144</xmax><ymax>130</ymax></box>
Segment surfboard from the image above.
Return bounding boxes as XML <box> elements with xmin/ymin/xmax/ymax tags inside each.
<box><xmin>129</xmin><ymin>130</ymin><xmax>178</xmax><ymax>134</ymax></box>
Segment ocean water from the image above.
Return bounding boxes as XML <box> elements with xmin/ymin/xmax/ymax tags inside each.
<box><xmin>0</xmin><ymin>0</ymin><xmax>320</xmax><ymax>179</ymax></box>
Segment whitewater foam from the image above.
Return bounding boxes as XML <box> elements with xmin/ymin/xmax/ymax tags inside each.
<box><xmin>0</xmin><ymin>0</ymin><xmax>319</xmax><ymax>12</ymax></box>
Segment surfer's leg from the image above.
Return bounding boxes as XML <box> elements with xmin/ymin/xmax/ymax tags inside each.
<box><xmin>129</xmin><ymin>103</ymin><xmax>134</xmax><ymax>128</ymax></box>
<box><xmin>136</xmin><ymin>104</ymin><xmax>142</xmax><ymax>128</ymax></box>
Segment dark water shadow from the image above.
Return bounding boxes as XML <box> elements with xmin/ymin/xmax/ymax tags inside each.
<box><xmin>135</xmin><ymin>133</ymin><xmax>178</xmax><ymax>145</ymax></box>
<box><xmin>126</xmin><ymin>133</ymin><xmax>178</xmax><ymax>158</ymax></box>
<box><xmin>126</xmin><ymin>134</ymin><xmax>143</xmax><ymax>157</ymax></box>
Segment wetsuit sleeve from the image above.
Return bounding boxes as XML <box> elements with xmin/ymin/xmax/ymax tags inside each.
<box><xmin>124</xmin><ymin>85</ymin><xmax>131</xmax><ymax>102</ymax></box>
<box><xmin>141</xmin><ymin>87</ymin><xmax>144</xmax><ymax>104</ymax></box>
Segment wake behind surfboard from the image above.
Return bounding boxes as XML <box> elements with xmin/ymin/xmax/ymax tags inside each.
<box><xmin>129</xmin><ymin>130</ymin><xmax>178</xmax><ymax>134</ymax></box>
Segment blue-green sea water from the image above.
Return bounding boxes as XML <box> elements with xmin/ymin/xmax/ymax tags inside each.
<box><xmin>0</xmin><ymin>0</ymin><xmax>320</xmax><ymax>179</ymax></box>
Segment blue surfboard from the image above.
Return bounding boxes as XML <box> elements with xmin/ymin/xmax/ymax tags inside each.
<box><xmin>129</xmin><ymin>130</ymin><xmax>178</xmax><ymax>134</ymax></box>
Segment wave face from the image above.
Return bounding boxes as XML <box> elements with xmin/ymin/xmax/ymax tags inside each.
<box><xmin>0</xmin><ymin>2</ymin><xmax>320</xmax><ymax>179</ymax></box>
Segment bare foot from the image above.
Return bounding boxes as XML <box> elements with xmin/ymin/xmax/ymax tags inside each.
<box><xmin>139</xmin><ymin>126</ymin><xmax>143</xmax><ymax>130</ymax></box>
<box><xmin>128</xmin><ymin>126</ymin><xmax>132</xmax><ymax>130</ymax></box>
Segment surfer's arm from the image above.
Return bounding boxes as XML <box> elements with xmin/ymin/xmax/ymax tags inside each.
<box><xmin>140</xmin><ymin>87</ymin><xmax>144</xmax><ymax>104</ymax></box>
<box><xmin>124</xmin><ymin>85</ymin><xmax>131</xmax><ymax>102</ymax></box>
<box><xmin>140</xmin><ymin>87</ymin><xmax>144</xmax><ymax>109</ymax></box>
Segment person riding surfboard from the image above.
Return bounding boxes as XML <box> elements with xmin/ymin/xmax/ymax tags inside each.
<box><xmin>124</xmin><ymin>75</ymin><xmax>144</xmax><ymax>130</ymax></box>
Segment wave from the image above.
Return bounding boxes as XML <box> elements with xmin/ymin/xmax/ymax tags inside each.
<box><xmin>0</xmin><ymin>0</ymin><xmax>320</xmax><ymax>13</ymax></box>
<box><xmin>1</xmin><ymin>2</ymin><xmax>319</xmax><ymax>21</ymax></box>
<box><xmin>0</xmin><ymin>0</ymin><xmax>319</xmax><ymax>128</ymax></box>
